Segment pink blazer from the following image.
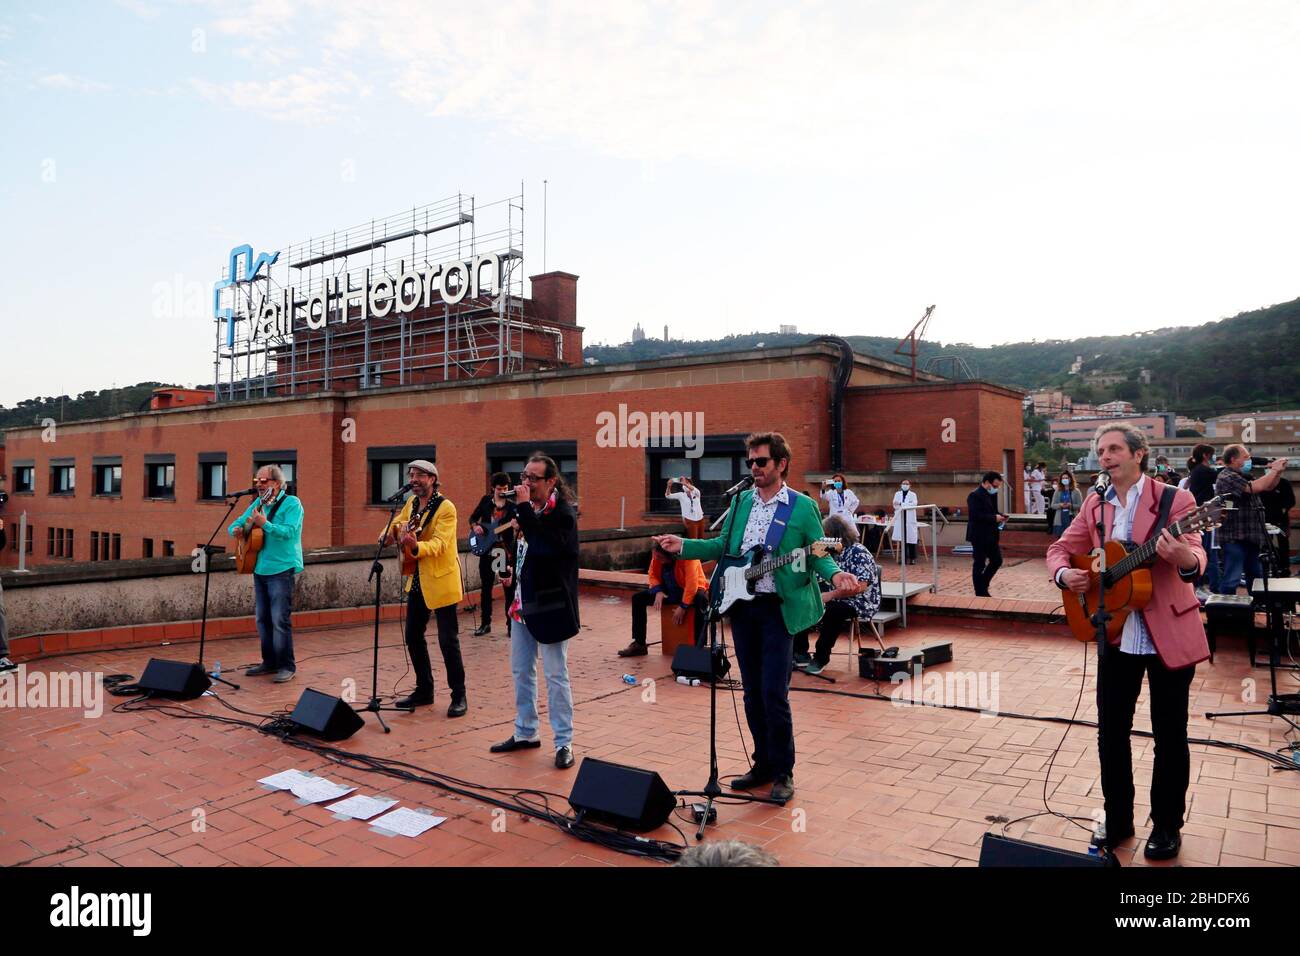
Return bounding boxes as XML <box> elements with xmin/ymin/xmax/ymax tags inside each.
<box><xmin>1046</xmin><ymin>480</ymin><xmax>1209</xmax><ymax>670</ymax></box>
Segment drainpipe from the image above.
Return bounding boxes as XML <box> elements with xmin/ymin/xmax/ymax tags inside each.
<box><xmin>811</xmin><ymin>335</ymin><xmax>853</xmax><ymax>472</ymax></box>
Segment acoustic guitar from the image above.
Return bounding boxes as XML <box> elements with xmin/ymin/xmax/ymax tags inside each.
<box><xmin>709</xmin><ymin>538</ymin><xmax>843</xmax><ymax>616</ymax></box>
<box><xmin>235</xmin><ymin>489</ymin><xmax>276</xmax><ymax>574</ymax></box>
<box><xmin>1062</xmin><ymin>495</ymin><xmax>1225</xmax><ymax>643</ymax></box>
<box><xmin>399</xmin><ymin>496</ymin><xmax>442</xmax><ymax>577</ymax></box>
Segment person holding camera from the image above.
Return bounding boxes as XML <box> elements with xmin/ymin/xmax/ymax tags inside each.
<box><xmin>820</xmin><ymin>473</ymin><xmax>859</xmax><ymax>524</ymax></box>
<box><xmin>666</xmin><ymin>475</ymin><xmax>707</xmax><ymax>538</ymax></box>
<box><xmin>1213</xmin><ymin>446</ymin><xmax>1289</xmax><ymax>595</ymax></box>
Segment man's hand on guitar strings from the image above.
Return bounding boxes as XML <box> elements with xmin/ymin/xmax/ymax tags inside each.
<box><xmin>1060</xmin><ymin>569</ymin><xmax>1090</xmax><ymax>594</ymax></box>
<box><xmin>1155</xmin><ymin>528</ymin><xmax>1197</xmax><ymax>572</ymax></box>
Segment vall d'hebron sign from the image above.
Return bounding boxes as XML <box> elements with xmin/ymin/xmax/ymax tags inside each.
<box><xmin>214</xmin><ymin>243</ymin><xmax>506</xmax><ymax>346</ymax></box>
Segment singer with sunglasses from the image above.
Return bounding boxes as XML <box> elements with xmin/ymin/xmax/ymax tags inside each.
<box><xmin>383</xmin><ymin>460</ymin><xmax>468</xmax><ymax>717</ymax></box>
<box><xmin>655</xmin><ymin>432</ymin><xmax>859</xmax><ymax>805</ymax></box>
<box><xmin>229</xmin><ymin>465</ymin><xmax>304</xmax><ymax>683</ymax></box>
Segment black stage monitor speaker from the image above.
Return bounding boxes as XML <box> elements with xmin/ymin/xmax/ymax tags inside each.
<box><xmin>978</xmin><ymin>833</ymin><xmax>1117</xmax><ymax>868</ymax></box>
<box><xmin>671</xmin><ymin>644</ymin><xmax>730</xmax><ymax>682</ymax></box>
<box><xmin>137</xmin><ymin>659</ymin><xmax>212</xmax><ymax>700</ymax></box>
<box><xmin>568</xmin><ymin>757</ymin><xmax>676</xmax><ymax>832</ymax></box>
<box><xmin>289</xmin><ymin>688</ymin><xmax>365</xmax><ymax>742</ymax></box>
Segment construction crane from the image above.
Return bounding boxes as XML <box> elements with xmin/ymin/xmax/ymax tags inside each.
<box><xmin>894</xmin><ymin>305</ymin><xmax>935</xmax><ymax>382</ymax></box>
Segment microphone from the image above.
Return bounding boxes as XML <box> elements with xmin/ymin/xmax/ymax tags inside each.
<box><xmin>225</xmin><ymin>487</ymin><xmax>259</xmax><ymax>498</ymax></box>
<box><xmin>385</xmin><ymin>482</ymin><xmax>415</xmax><ymax>503</ymax></box>
<box><xmin>1092</xmin><ymin>470</ymin><xmax>1111</xmax><ymax>496</ymax></box>
<box><xmin>723</xmin><ymin>475</ymin><xmax>755</xmax><ymax>497</ymax></box>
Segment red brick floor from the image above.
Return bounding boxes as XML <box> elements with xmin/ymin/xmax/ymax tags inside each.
<box><xmin>882</xmin><ymin>552</ymin><xmax>1062</xmax><ymax>602</ymax></box>
<box><xmin>1</xmin><ymin>590</ymin><xmax>1297</xmax><ymax>867</ymax></box>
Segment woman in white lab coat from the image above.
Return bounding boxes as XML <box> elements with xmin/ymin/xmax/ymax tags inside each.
<box><xmin>820</xmin><ymin>473</ymin><xmax>859</xmax><ymax>523</ymax></box>
<box><xmin>891</xmin><ymin>480</ymin><xmax>918</xmax><ymax>564</ymax></box>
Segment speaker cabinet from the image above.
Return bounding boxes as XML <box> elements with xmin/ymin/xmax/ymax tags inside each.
<box><xmin>568</xmin><ymin>757</ymin><xmax>676</xmax><ymax>832</ymax></box>
<box><xmin>137</xmin><ymin>659</ymin><xmax>212</xmax><ymax>700</ymax></box>
<box><xmin>978</xmin><ymin>833</ymin><xmax>1117</xmax><ymax>867</ymax></box>
<box><xmin>671</xmin><ymin>644</ymin><xmax>730</xmax><ymax>682</ymax></box>
<box><xmin>289</xmin><ymin>688</ymin><xmax>365</xmax><ymax>742</ymax></box>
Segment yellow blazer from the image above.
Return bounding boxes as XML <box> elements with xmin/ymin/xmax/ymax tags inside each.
<box><xmin>389</xmin><ymin>495</ymin><xmax>464</xmax><ymax>610</ymax></box>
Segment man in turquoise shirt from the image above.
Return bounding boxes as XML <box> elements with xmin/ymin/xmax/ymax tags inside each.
<box><xmin>656</xmin><ymin>432</ymin><xmax>857</xmax><ymax>804</ymax></box>
<box><xmin>230</xmin><ymin>465</ymin><xmax>304</xmax><ymax>682</ymax></box>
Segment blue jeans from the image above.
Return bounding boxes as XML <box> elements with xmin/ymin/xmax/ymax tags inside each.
<box><xmin>729</xmin><ymin>595</ymin><xmax>796</xmax><ymax>777</ymax></box>
<box><xmin>254</xmin><ymin>569</ymin><xmax>296</xmax><ymax>671</ymax></box>
<box><xmin>510</xmin><ymin>616</ymin><xmax>573</xmax><ymax>749</ymax></box>
<box><xmin>1200</xmin><ymin>531</ymin><xmax>1221</xmax><ymax>593</ymax></box>
<box><xmin>1217</xmin><ymin>541</ymin><xmax>1262</xmax><ymax>596</ymax></box>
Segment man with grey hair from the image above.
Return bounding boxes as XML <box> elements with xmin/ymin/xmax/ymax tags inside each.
<box><xmin>230</xmin><ymin>465</ymin><xmax>305</xmax><ymax>682</ymax></box>
<box><xmin>673</xmin><ymin>839</ymin><xmax>779</xmax><ymax>867</ymax></box>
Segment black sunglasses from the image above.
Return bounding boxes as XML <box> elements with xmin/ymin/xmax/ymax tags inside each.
<box><xmin>746</xmin><ymin>456</ymin><xmax>772</xmax><ymax>469</ymax></box>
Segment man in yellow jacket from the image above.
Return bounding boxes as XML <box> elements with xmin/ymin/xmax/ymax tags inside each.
<box><xmin>385</xmin><ymin>460</ymin><xmax>467</xmax><ymax>717</ymax></box>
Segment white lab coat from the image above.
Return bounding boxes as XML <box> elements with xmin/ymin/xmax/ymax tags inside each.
<box><xmin>891</xmin><ymin>489</ymin><xmax>919</xmax><ymax>544</ymax></box>
<box><xmin>821</xmin><ymin>486</ymin><xmax>859</xmax><ymax>523</ymax></box>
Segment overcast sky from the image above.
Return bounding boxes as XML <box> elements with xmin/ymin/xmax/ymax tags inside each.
<box><xmin>2</xmin><ymin>0</ymin><xmax>1298</xmax><ymax>407</ymax></box>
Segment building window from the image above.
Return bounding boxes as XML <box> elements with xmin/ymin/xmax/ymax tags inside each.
<box><xmin>143</xmin><ymin>538</ymin><xmax>154</xmax><ymax>558</ymax></box>
<box><xmin>646</xmin><ymin>435</ymin><xmax>749</xmax><ymax>517</ymax></box>
<box><xmin>366</xmin><ymin>445</ymin><xmax>437</xmax><ymax>504</ymax></box>
<box><xmin>888</xmin><ymin>449</ymin><xmax>927</xmax><ymax>472</ymax></box>
<box><xmin>47</xmin><ymin>526</ymin><xmax>54</xmax><ymax>556</ymax></box>
<box><xmin>145</xmin><ymin>456</ymin><xmax>176</xmax><ymax>499</ymax></box>
<box><xmin>66</xmin><ymin>529</ymin><xmax>73</xmax><ymax>559</ymax></box>
<box><xmin>91</xmin><ymin>531</ymin><xmax>100</xmax><ymax>561</ymax></box>
<box><xmin>163</xmin><ymin>540</ymin><xmax>175</xmax><ymax>557</ymax></box>
<box><xmin>13</xmin><ymin>465</ymin><xmax>34</xmax><ymax>494</ymax></box>
<box><xmin>199</xmin><ymin>461</ymin><xmax>228</xmax><ymax>500</ymax></box>
<box><xmin>50</xmin><ymin>462</ymin><xmax>76</xmax><ymax>495</ymax></box>
<box><xmin>487</xmin><ymin>440</ymin><xmax>578</xmax><ymax>499</ymax></box>
<box><xmin>112</xmin><ymin>533</ymin><xmax>121</xmax><ymax>561</ymax></box>
<box><xmin>93</xmin><ymin>461</ymin><xmax>122</xmax><ymax>496</ymax></box>
<box><xmin>252</xmin><ymin>450</ymin><xmax>296</xmax><ymax>495</ymax></box>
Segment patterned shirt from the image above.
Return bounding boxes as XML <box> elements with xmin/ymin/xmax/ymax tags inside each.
<box><xmin>1214</xmin><ymin>467</ymin><xmax>1265</xmax><ymax>546</ymax></box>
<box><xmin>739</xmin><ymin>483</ymin><xmax>792</xmax><ymax>594</ymax></box>
<box><xmin>1106</xmin><ymin>476</ymin><xmax>1155</xmax><ymax>656</ymax></box>
<box><xmin>508</xmin><ymin>492</ymin><xmax>558</xmax><ymax>624</ymax></box>
<box><xmin>833</xmin><ymin>543</ymin><xmax>881</xmax><ymax>620</ymax></box>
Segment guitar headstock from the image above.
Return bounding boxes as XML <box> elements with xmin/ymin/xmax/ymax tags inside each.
<box><xmin>810</xmin><ymin>537</ymin><xmax>845</xmax><ymax>557</ymax></box>
<box><xmin>1183</xmin><ymin>495</ymin><xmax>1226</xmax><ymax>534</ymax></box>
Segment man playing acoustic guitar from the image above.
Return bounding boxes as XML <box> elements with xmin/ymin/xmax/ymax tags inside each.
<box><xmin>1047</xmin><ymin>423</ymin><xmax>1208</xmax><ymax>861</ymax></box>
<box><xmin>230</xmin><ymin>466</ymin><xmax>304</xmax><ymax>683</ymax></box>
<box><xmin>384</xmin><ymin>460</ymin><xmax>468</xmax><ymax>717</ymax></box>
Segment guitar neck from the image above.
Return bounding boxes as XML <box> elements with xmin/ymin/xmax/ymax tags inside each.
<box><xmin>1107</xmin><ymin>517</ymin><xmax>1187</xmax><ymax>581</ymax></box>
<box><xmin>745</xmin><ymin>548</ymin><xmax>806</xmax><ymax>581</ymax></box>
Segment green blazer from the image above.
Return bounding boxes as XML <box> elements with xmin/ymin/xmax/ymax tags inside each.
<box><xmin>680</xmin><ymin>486</ymin><xmax>841</xmax><ymax>636</ymax></box>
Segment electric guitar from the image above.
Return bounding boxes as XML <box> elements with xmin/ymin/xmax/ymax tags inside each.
<box><xmin>470</xmin><ymin>509</ymin><xmax>515</xmax><ymax>557</ymax></box>
<box><xmin>1062</xmin><ymin>495</ymin><xmax>1225</xmax><ymax>643</ymax></box>
<box><xmin>235</xmin><ymin>489</ymin><xmax>276</xmax><ymax>575</ymax></box>
<box><xmin>709</xmin><ymin>538</ymin><xmax>843</xmax><ymax>615</ymax></box>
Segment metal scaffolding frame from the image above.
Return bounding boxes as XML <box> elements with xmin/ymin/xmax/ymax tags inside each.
<box><xmin>212</xmin><ymin>190</ymin><xmax>547</xmax><ymax>402</ymax></box>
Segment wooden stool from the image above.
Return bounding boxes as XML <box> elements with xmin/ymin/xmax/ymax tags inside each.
<box><xmin>660</xmin><ymin>604</ymin><xmax>697</xmax><ymax>656</ymax></box>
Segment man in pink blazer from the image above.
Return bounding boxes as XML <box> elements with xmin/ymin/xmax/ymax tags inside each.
<box><xmin>1047</xmin><ymin>423</ymin><xmax>1208</xmax><ymax>862</ymax></box>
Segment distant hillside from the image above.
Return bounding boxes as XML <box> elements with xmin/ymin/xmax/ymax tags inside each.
<box><xmin>584</xmin><ymin>296</ymin><xmax>1300</xmax><ymax>419</ymax></box>
<box><xmin>0</xmin><ymin>383</ymin><xmax>174</xmax><ymax>435</ymax></box>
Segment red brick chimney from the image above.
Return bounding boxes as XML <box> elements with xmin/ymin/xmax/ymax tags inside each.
<box><xmin>529</xmin><ymin>272</ymin><xmax>583</xmax><ymax>365</ymax></box>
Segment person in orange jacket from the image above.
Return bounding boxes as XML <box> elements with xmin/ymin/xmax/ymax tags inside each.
<box><xmin>617</xmin><ymin>541</ymin><xmax>709</xmax><ymax>657</ymax></box>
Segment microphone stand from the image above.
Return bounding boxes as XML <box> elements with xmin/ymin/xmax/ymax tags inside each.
<box><xmin>356</xmin><ymin>492</ymin><xmax>417</xmax><ymax>732</ymax></box>
<box><xmin>677</xmin><ymin>479</ymin><xmax>783</xmax><ymax>841</ymax></box>
<box><xmin>1088</xmin><ymin>475</ymin><xmax>1115</xmax><ymax>859</ymax></box>
<box><xmin>194</xmin><ymin>492</ymin><xmax>249</xmax><ymax>692</ymax></box>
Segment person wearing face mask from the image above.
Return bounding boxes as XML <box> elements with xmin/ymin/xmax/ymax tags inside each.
<box><xmin>820</xmin><ymin>473</ymin><xmax>859</xmax><ymax>524</ymax></box>
<box><xmin>1049</xmin><ymin>470</ymin><xmax>1082</xmax><ymax>539</ymax></box>
<box><xmin>1213</xmin><ymin>445</ymin><xmax>1290</xmax><ymax>595</ymax></box>
<box><xmin>891</xmin><ymin>480</ymin><xmax>919</xmax><ymax>564</ymax></box>
<box><xmin>966</xmin><ymin>472</ymin><xmax>1007</xmax><ymax>596</ymax></box>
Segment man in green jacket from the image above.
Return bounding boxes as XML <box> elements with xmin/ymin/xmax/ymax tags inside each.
<box><xmin>230</xmin><ymin>465</ymin><xmax>305</xmax><ymax>683</ymax></box>
<box><xmin>655</xmin><ymin>432</ymin><xmax>858</xmax><ymax>804</ymax></box>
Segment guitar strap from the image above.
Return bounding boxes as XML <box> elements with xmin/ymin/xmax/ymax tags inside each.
<box><xmin>414</xmin><ymin>495</ymin><xmax>444</xmax><ymax>535</ymax></box>
<box><xmin>1146</xmin><ymin>485</ymin><xmax>1178</xmax><ymax>543</ymax></box>
<box><xmin>761</xmin><ymin>494</ymin><xmax>798</xmax><ymax>554</ymax></box>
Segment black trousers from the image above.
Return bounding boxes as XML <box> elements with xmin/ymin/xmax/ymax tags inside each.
<box><xmin>630</xmin><ymin>589</ymin><xmax>708</xmax><ymax>646</ymax></box>
<box><xmin>793</xmin><ymin>600</ymin><xmax>858</xmax><ymax>665</ymax></box>
<box><xmin>971</xmin><ymin>541</ymin><xmax>1002</xmax><ymax>597</ymax></box>
<box><xmin>1097</xmin><ymin>649</ymin><xmax>1196</xmax><ymax>833</ymax></box>
<box><xmin>405</xmin><ymin>581</ymin><xmax>465</xmax><ymax>697</ymax></box>
<box><xmin>477</xmin><ymin>548</ymin><xmax>516</xmax><ymax>626</ymax></box>
<box><xmin>729</xmin><ymin>594</ymin><xmax>795</xmax><ymax>777</ymax></box>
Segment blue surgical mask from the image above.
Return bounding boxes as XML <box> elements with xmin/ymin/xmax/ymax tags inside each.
<box><xmin>834</xmin><ymin>481</ymin><xmax>843</xmax><ymax>490</ymax></box>
<box><xmin>900</xmin><ymin>483</ymin><xmax>910</xmax><ymax>492</ymax></box>
<box><xmin>987</xmin><ymin>485</ymin><xmax>998</xmax><ymax>495</ymax></box>
<box><xmin>1062</xmin><ymin>479</ymin><xmax>1070</xmax><ymax>486</ymax></box>
<box><xmin>1242</xmin><ymin>458</ymin><xmax>1254</xmax><ymax>472</ymax></box>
